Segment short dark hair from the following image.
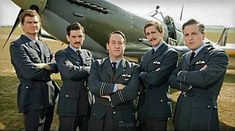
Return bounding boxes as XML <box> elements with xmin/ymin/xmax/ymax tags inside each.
<box><xmin>107</xmin><ymin>31</ymin><xmax>126</xmax><ymax>44</ymax></box>
<box><xmin>66</xmin><ymin>22</ymin><xmax>85</xmax><ymax>36</ymax></box>
<box><xmin>144</xmin><ymin>20</ymin><xmax>164</xmax><ymax>34</ymax></box>
<box><xmin>20</xmin><ymin>9</ymin><xmax>41</xmax><ymax>24</ymax></box>
<box><xmin>182</xmin><ymin>19</ymin><xmax>205</xmax><ymax>33</ymax></box>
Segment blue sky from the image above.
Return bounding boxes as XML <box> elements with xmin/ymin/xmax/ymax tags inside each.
<box><xmin>1</xmin><ymin>0</ymin><xmax>235</xmax><ymax>27</ymax></box>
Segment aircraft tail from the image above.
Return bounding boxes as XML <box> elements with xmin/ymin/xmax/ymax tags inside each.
<box><xmin>217</xmin><ymin>27</ymin><xmax>229</xmax><ymax>46</ymax></box>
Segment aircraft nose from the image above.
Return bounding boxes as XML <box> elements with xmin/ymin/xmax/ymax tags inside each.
<box><xmin>11</xmin><ymin>0</ymin><xmax>47</xmax><ymax>14</ymax></box>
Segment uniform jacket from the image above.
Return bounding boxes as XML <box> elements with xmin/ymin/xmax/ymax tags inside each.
<box><xmin>138</xmin><ymin>42</ymin><xmax>178</xmax><ymax>119</ymax></box>
<box><xmin>88</xmin><ymin>57</ymin><xmax>140</xmax><ymax>130</ymax></box>
<box><xmin>55</xmin><ymin>46</ymin><xmax>92</xmax><ymax>116</ymax></box>
<box><xmin>10</xmin><ymin>35</ymin><xmax>59</xmax><ymax>113</ymax></box>
<box><xmin>169</xmin><ymin>43</ymin><xmax>229</xmax><ymax>130</ymax></box>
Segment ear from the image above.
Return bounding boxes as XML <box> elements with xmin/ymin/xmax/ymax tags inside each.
<box><xmin>83</xmin><ymin>33</ymin><xmax>85</xmax><ymax>40</ymax></box>
<box><xmin>66</xmin><ymin>35</ymin><xmax>70</xmax><ymax>42</ymax></box>
<box><xmin>202</xmin><ymin>32</ymin><xmax>205</xmax><ymax>39</ymax></box>
<box><xmin>106</xmin><ymin>43</ymin><xmax>109</xmax><ymax>50</ymax></box>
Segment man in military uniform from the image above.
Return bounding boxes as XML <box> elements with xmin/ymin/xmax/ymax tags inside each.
<box><xmin>88</xmin><ymin>31</ymin><xmax>140</xmax><ymax>131</ymax></box>
<box><xmin>138</xmin><ymin>20</ymin><xmax>178</xmax><ymax>130</ymax></box>
<box><xmin>169</xmin><ymin>19</ymin><xmax>229</xmax><ymax>130</ymax></box>
<box><xmin>10</xmin><ymin>9</ymin><xmax>59</xmax><ymax>130</ymax></box>
<box><xmin>55</xmin><ymin>22</ymin><xmax>93</xmax><ymax>131</ymax></box>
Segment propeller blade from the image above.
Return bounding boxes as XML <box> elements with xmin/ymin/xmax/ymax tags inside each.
<box><xmin>2</xmin><ymin>9</ymin><xmax>24</xmax><ymax>49</ymax></box>
<box><xmin>180</xmin><ymin>4</ymin><xmax>184</xmax><ymax>21</ymax></box>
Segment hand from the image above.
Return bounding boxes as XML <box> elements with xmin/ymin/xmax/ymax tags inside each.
<box><xmin>34</xmin><ymin>63</ymin><xmax>51</xmax><ymax>70</ymax></box>
<box><xmin>101</xmin><ymin>95</ymin><xmax>110</xmax><ymax>99</ymax></box>
<box><xmin>64</xmin><ymin>60</ymin><xmax>73</xmax><ymax>66</ymax></box>
<box><xmin>101</xmin><ymin>95</ymin><xmax>111</xmax><ymax>101</ymax></box>
<box><xmin>139</xmin><ymin>71</ymin><xmax>147</xmax><ymax>80</ymax></box>
<box><xmin>180</xmin><ymin>83</ymin><xmax>192</xmax><ymax>92</ymax></box>
<box><xmin>199</xmin><ymin>65</ymin><xmax>207</xmax><ymax>71</ymax></box>
<box><xmin>83</xmin><ymin>66</ymin><xmax>90</xmax><ymax>73</ymax></box>
<box><xmin>116</xmin><ymin>84</ymin><xmax>125</xmax><ymax>90</ymax></box>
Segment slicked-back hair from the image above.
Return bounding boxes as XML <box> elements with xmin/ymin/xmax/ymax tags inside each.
<box><xmin>182</xmin><ymin>19</ymin><xmax>205</xmax><ymax>33</ymax></box>
<box><xmin>144</xmin><ymin>20</ymin><xmax>164</xmax><ymax>34</ymax></box>
<box><xmin>66</xmin><ymin>22</ymin><xmax>85</xmax><ymax>36</ymax></box>
<box><xmin>20</xmin><ymin>9</ymin><xmax>41</xmax><ymax>24</ymax></box>
<box><xmin>107</xmin><ymin>31</ymin><xmax>126</xmax><ymax>44</ymax></box>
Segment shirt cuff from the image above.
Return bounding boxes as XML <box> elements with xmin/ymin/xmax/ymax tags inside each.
<box><xmin>113</xmin><ymin>84</ymin><xmax>117</xmax><ymax>92</ymax></box>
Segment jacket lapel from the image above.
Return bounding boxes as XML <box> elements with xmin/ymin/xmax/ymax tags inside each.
<box><xmin>66</xmin><ymin>47</ymin><xmax>82</xmax><ymax>63</ymax></box>
<box><xmin>36</xmin><ymin>40</ymin><xmax>46</xmax><ymax>62</ymax></box>
<box><xmin>189</xmin><ymin>45</ymin><xmax>210</xmax><ymax>66</ymax></box>
<box><xmin>148</xmin><ymin>43</ymin><xmax>167</xmax><ymax>64</ymax></box>
<box><xmin>103</xmin><ymin>58</ymin><xmax>113</xmax><ymax>77</ymax></box>
<box><xmin>20</xmin><ymin>35</ymin><xmax>42</xmax><ymax>62</ymax></box>
<box><xmin>28</xmin><ymin>41</ymin><xmax>40</xmax><ymax>53</ymax></box>
<box><xmin>80</xmin><ymin>49</ymin><xmax>87</xmax><ymax>65</ymax></box>
<box><xmin>114</xmin><ymin>59</ymin><xmax>126</xmax><ymax>80</ymax></box>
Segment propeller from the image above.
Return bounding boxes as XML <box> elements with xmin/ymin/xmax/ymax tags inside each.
<box><xmin>180</xmin><ymin>4</ymin><xmax>184</xmax><ymax>21</ymax></box>
<box><xmin>2</xmin><ymin>9</ymin><xmax>24</xmax><ymax>49</ymax></box>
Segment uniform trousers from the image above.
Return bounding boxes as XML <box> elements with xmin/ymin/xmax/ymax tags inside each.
<box><xmin>23</xmin><ymin>105</ymin><xmax>54</xmax><ymax>131</ymax></box>
<box><xmin>59</xmin><ymin>115</ymin><xmax>89</xmax><ymax>131</ymax></box>
<box><xmin>140</xmin><ymin>117</ymin><xmax>167</xmax><ymax>131</ymax></box>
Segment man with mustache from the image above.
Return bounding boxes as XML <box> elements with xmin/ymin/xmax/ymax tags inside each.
<box><xmin>55</xmin><ymin>22</ymin><xmax>93</xmax><ymax>131</ymax></box>
<box><xmin>138</xmin><ymin>20</ymin><xmax>178</xmax><ymax>130</ymax></box>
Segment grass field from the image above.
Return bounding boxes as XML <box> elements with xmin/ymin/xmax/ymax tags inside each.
<box><xmin>0</xmin><ymin>26</ymin><xmax>235</xmax><ymax>130</ymax></box>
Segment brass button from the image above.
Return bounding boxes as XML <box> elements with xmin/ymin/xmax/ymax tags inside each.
<box><xmin>65</xmin><ymin>95</ymin><xmax>69</xmax><ymax>97</ymax></box>
<box><xmin>160</xmin><ymin>99</ymin><xmax>163</xmax><ymax>102</ymax></box>
<box><xmin>208</xmin><ymin>105</ymin><xmax>211</xmax><ymax>108</ymax></box>
<box><xmin>25</xmin><ymin>86</ymin><xmax>28</xmax><ymax>89</ymax></box>
<box><xmin>113</xmin><ymin>111</ymin><xmax>116</xmax><ymax>114</ymax></box>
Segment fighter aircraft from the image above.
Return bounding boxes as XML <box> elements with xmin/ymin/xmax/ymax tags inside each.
<box><xmin>5</xmin><ymin>0</ymin><xmax>235</xmax><ymax>61</ymax></box>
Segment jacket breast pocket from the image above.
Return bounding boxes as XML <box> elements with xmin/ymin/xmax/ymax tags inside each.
<box><xmin>194</xmin><ymin>63</ymin><xmax>206</xmax><ymax>71</ymax></box>
<box><xmin>150</xmin><ymin>59</ymin><xmax>162</xmax><ymax>71</ymax></box>
<box><xmin>84</xmin><ymin>57</ymin><xmax>92</xmax><ymax>66</ymax></box>
<box><xmin>28</xmin><ymin>52</ymin><xmax>40</xmax><ymax>63</ymax></box>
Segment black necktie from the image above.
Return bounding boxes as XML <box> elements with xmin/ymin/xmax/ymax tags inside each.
<box><xmin>111</xmin><ymin>62</ymin><xmax>117</xmax><ymax>74</ymax></box>
<box><xmin>152</xmin><ymin>48</ymin><xmax>155</xmax><ymax>55</ymax></box>
<box><xmin>190</xmin><ymin>52</ymin><xmax>195</xmax><ymax>62</ymax></box>
<box><xmin>76</xmin><ymin>50</ymin><xmax>83</xmax><ymax>65</ymax></box>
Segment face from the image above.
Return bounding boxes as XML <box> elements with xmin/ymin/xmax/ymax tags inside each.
<box><xmin>67</xmin><ymin>30</ymin><xmax>85</xmax><ymax>49</ymax></box>
<box><xmin>106</xmin><ymin>33</ymin><xmax>126</xmax><ymax>60</ymax></box>
<box><xmin>183</xmin><ymin>24</ymin><xmax>205</xmax><ymax>51</ymax></box>
<box><xmin>145</xmin><ymin>25</ymin><xmax>164</xmax><ymax>47</ymax></box>
<box><xmin>21</xmin><ymin>16</ymin><xmax>40</xmax><ymax>36</ymax></box>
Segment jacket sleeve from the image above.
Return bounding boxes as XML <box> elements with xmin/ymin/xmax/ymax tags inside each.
<box><xmin>55</xmin><ymin>50</ymin><xmax>89</xmax><ymax>81</ymax></box>
<box><xmin>110</xmin><ymin>64</ymin><xmax>140</xmax><ymax>106</ymax></box>
<box><xmin>140</xmin><ymin>50</ymin><xmax>178</xmax><ymax>87</ymax></box>
<box><xmin>10</xmin><ymin>43</ymin><xmax>51</xmax><ymax>81</ymax></box>
<box><xmin>168</xmin><ymin>56</ymin><xmax>184</xmax><ymax>90</ymax></box>
<box><xmin>88</xmin><ymin>60</ymin><xmax>115</xmax><ymax>96</ymax></box>
<box><xmin>176</xmin><ymin>49</ymin><xmax>228</xmax><ymax>88</ymax></box>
